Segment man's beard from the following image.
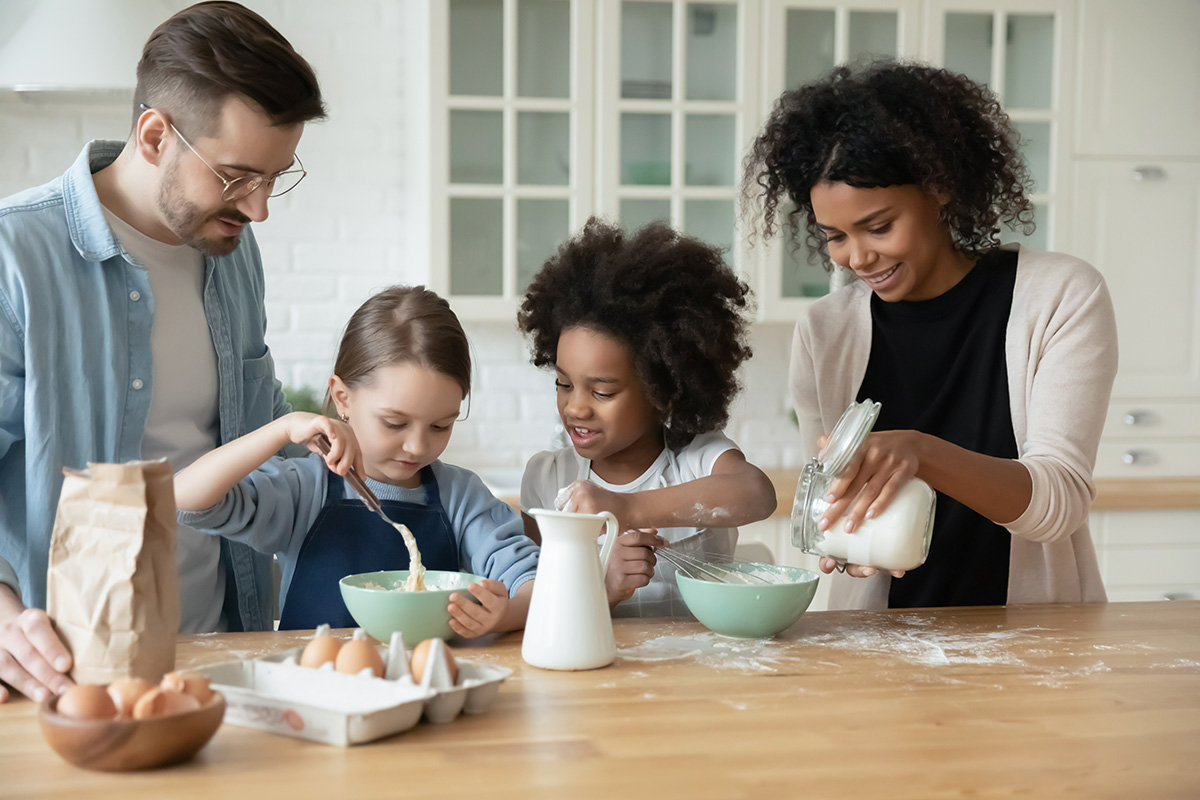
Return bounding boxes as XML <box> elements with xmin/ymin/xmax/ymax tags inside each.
<box><xmin>157</xmin><ymin>156</ymin><xmax>250</xmax><ymax>257</ymax></box>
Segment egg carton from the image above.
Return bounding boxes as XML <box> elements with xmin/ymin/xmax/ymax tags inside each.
<box><xmin>194</xmin><ymin>628</ymin><xmax>511</xmax><ymax>746</ymax></box>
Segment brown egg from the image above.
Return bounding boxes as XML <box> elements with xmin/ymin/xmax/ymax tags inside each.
<box><xmin>160</xmin><ymin>671</ymin><xmax>213</xmax><ymax>704</ymax></box>
<box><xmin>56</xmin><ymin>683</ymin><xmax>118</xmax><ymax>721</ymax></box>
<box><xmin>410</xmin><ymin>639</ymin><xmax>458</xmax><ymax>685</ymax></box>
<box><xmin>106</xmin><ymin>677</ymin><xmax>153</xmax><ymax>718</ymax></box>
<box><xmin>132</xmin><ymin>687</ymin><xmax>202</xmax><ymax>719</ymax></box>
<box><xmin>299</xmin><ymin>633</ymin><xmax>343</xmax><ymax>669</ymax></box>
<box><xmin>334</xmin><ymin>637</ymin><xmax>384</xmax><ymax>678</ymax></box>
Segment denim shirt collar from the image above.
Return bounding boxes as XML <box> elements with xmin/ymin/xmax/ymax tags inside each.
<box><xmin>62</xmin><ymin>139</ymin><xmax>132</xmax><ymax>264</ymax></box>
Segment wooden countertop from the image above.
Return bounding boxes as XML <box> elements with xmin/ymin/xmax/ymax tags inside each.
<box><xmin>764</xmin><ymin>469</ymin><xmax>1200</xmax><ymax>516</ymax></box>
<box><xmin>2</xmin><ymin>602</ymin><xmax>1198</xmax><ymax>798</ymax></box>
<box><xmin>501</xmin><ymin>473</ymin><xmax>1200</xmax><ymax>516</ymax></box>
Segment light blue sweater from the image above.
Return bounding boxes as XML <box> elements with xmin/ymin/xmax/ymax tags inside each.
<box><xmin>179</xmin><ymin>454</ymin><xmax>539</xmax><ymax>611</ymax></box>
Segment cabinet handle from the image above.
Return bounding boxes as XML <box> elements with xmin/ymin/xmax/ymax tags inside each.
<box><xmin>1120</xmin><ymin>450</ymin><xmax>1153</xmax><ymax>465</ymax></box>
<box><xmin>1131</xmin><ymin>166</ymin><xmax>1166</xmax><ymax>181</ymax></box>
<box><xmin>1122</xmin><ymin>410</ymin><xmax>1152</xmax><ymax>426</ymax></box>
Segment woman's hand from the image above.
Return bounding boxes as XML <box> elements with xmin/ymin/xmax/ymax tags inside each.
<box><xmin>447</xmin><ymin>579</ymin><xmax>509</xmax><ymax>637</ymax></box>
<box><xmin>289</xmin><ymin>413</ymin><xmax>364</xmax><ymax>478</ymax></box>
<box><xmin>813</xmin><ymin>430</ymin><xmax>922</xmax><ymax>580</ymax></box>
<box><xmin>815</xmin><ymin>556</ymin><xmax>905</xmax><ymax>579</ymax></box>
<box><xmin>604</xmin><ymin>529</ymin><xmax>665</xmax><ymax>607</ymax></box>
<box><xmin>818</xmin><ymin>429</ymin><xmax>925</xmax><ymax>535</ymax></box>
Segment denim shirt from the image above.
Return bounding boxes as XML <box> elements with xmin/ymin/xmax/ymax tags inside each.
<box><xmin>0</xmin><ymin>141</ymin><xmax>288</xmax><ymax>631</ymax></box>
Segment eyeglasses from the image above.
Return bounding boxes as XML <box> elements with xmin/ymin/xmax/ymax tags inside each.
<box><xmin>139</xmin><ymin>104</ymin><xmax>306</xmax><ymax>202</ymax></box>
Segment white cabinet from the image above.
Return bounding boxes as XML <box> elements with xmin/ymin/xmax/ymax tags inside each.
<box><xmin>424</xmin><ymin>0</ymin><xmax>757</xmax><ymax>318</ymax></box>
<box><xmin>924</xmin><ymin>0</ymin><xmax>1074</xmax><ymax>255</ymax></box>
<box><xmin>1091</xmin><ymin>510</ymin><xmax>1200</xmax><ymax>602</ymax></box>
<box><xmin>1070</xmin><ymin>0</ymin><xmax>1200</xmax><ymax>479</ymax></box>
<box><xmin>424</xmin><ymin>0</ymin><xmax>596</xmax><ymax>320</ymax></box>
<box><xmin>418</xmin><ymin>0</ymin><xmax>1073</xmax><ymax>321</ymax></box>
<box><xmin>1071</xmin><ymin>162</ymin><xmax>1200</xmax><ymax>399</ymax></box>
<box><xmin>1075</xmin><ymin>0</ymin><xmax>1200</xmax><ymax>158</ymax></box>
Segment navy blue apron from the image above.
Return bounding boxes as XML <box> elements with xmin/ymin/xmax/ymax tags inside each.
<box><xmin>278</xmin><ymin>466</ymin><xmax>459</xmax><ymax>630</ymax></box>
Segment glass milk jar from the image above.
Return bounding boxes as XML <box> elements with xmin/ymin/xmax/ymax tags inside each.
<box><xmin>791</xmin><ymin>400</ymin><xmax>936</xmax><ymax>572</ymax></box>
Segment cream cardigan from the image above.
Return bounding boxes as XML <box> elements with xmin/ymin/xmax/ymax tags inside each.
<box><xmin>789</xmin><ymin>245</ymin><xmax>1119</xmax><ymax>609</ymax></box>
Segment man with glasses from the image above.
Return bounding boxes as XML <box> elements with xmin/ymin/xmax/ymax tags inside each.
<box><xmin>0</xmin><ymin>2</ymin><xmax>325</xmax><ymax>703</ymax></box>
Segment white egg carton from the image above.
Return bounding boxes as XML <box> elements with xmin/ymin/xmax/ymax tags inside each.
<box><xmin>194</xmin><ymin>628</ymin><xmax>511</xmax><ymax>746</ymax></box>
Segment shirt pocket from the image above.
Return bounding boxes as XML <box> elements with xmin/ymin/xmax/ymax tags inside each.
<box><xmin>241</xmin><ymin>351</ymin><xmax>278</xmax><ymax>432</ymax></box>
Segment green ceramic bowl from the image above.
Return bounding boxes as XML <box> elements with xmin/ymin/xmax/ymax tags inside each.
<box><xmin>339</xmin><ymin>570</ymin><xmax>483</xmax><ymax>643</ymax></box>
<box><xmin>676</xmin><ymin>563</ymin><xmax>820</xmax><ymax>638</ymax></box>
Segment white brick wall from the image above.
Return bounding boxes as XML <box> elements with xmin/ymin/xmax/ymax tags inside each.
<box><xmin>0</xmin><ymin>0</ymin><xmax>803</xmax><ymax>476</ymax></box>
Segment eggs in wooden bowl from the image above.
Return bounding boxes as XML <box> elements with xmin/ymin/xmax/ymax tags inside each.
<box><xmin>39</xmin><ymin>672</ymin><xmax>225</xmax><ymax>771</ymax></box>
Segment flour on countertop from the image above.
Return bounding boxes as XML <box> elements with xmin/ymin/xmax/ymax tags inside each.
<box><xmin>616</xmin><ymin>613</ymin><xmax>1200</xmax><ymax>689</ymax></box>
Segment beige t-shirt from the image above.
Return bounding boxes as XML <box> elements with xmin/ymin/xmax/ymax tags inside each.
<box><xmin>101</xmin><ymin>207</ymin><xmax>225</xmax><ymax>633</ymax></box>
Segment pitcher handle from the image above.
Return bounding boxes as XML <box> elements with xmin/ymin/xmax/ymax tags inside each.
<box><xmin>596</xmin><ymin>511</ymin><xmax>619</xmax><ymax>580</ymax></box>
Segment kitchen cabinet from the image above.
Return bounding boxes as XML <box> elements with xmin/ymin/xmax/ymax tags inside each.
<box><xmin>421</xmin><ymin>0</ymin><xmax>757</xmax><ymax>318</ymax></box>
<box><xmin>1068</xmin><ymin>0</ymin><xmax>1200</xmax><ymax>480</ymax></box>
<box><xmin>417</xmin><ymin>0</ymin><xmax>1068</xmax><ymax>320</ymax></box>
<box><xmin>1091</xmin><ymin>509</ymin><xmax>1200</xmax><ymax>602</ymax></box>
<box><xmin>1074</xmin><ymin>159</ymin><xmax>1200</xmax><ymax>479</ymax></box>
<box><xmin>421</xmin><ymin>0</ymin><xmax>595</xmax><ymax>321</ymax></box>
<box><xmin>1074</xmin><ymin>0</ymin><xmax>1200</xmax><ymax>158</ymax></box>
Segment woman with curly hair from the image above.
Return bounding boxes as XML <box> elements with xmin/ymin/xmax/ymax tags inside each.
<box><xmin>518</xmin><ymin>218</ymin><xmax>777</xmax><ymax>616</ymax></box>
<box><xmin>743</xmin><ymin>60</ymin><xmax>1118</xmax><ymax>609</ymax></box>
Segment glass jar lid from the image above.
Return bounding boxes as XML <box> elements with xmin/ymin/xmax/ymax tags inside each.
<box><xmin>815</xmin><ymin>399</ymin><xmax>881</xmax><ymax>476</ymax></box>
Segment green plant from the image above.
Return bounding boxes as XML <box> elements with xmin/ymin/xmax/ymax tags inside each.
<box><xmin>283</xmin><ymin>385</ymin><xmax>329</xmax><ymax>416</ymax></box>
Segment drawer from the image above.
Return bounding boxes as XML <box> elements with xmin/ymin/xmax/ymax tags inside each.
<box><xmin>1092</xmin><ymin>510</ymin><xmax>1200</xmax><ymax>601</ymax></box>
<box><xmin>1094</xmin><ymin>509</ymin><xmax>1200</xmax><ymax>546</ymax></box>
<box><xmin>1103</xmin><ymin>401</ymin><xmax>1200</xmax><ymax>439</ymax></box>
<box><xmin>1094</xmin><ymin>442</ymin><xmax>1200</xmax><ymax>478</ymax></box>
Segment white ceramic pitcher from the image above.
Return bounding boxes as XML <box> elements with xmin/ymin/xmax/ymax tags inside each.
<box><xmin>522</xmin><ymin>508</ymin><xmax>619</xmax><ymax>670</ymax></box>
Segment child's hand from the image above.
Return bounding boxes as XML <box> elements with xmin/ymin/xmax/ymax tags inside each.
<box><xmin>447</xmin><ymin>579</ymin><xmax>509</xmax><ymax>638</ymax></box>
<box><xmin>605</xmin><ymin>529</ymin><xmax>665</xmax><ymax>608</ymax></box>
<box><xmin>557</xmin><ymin>480</ymin><xmax>631</xmax><ymax>526</ymax></box>
<box><xmin>288</xmin><ymin>413</ymin><xmax>364</xmax><ymax>478</ymax></box>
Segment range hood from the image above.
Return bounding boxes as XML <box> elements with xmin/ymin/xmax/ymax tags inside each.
<box><xmin>0</xmin><ymin>0</ymin><xmax>175</xmax><ymax>92</ymax></box>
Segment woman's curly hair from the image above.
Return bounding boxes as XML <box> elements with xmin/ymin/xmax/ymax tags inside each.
<box><xmin>741</xmin><ymin>59</ymin><xmax>1035</xmax><ymax>268</ymax></box>
<box><xmin>517</xmin><ymin>218</ymin><xmax>753</xmax><ymax>450</ymax></box>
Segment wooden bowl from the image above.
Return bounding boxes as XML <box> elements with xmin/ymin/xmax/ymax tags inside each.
<box><xmin>38</xmin><ymin>691</ymin><xmax>225</xmax><ymax>771</ymax></box>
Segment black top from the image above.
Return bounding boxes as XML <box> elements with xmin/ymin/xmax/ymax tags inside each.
<box><xmin>856</xmin><ymin>248</ymin><xmax>1020</xmax><ymax>607</ymax></box>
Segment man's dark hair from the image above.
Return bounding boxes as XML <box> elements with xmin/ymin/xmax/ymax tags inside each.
<box><xmin>133</xmin><ymin>1</ymin><xmax>326</xmax><ymax>135</ymax></box>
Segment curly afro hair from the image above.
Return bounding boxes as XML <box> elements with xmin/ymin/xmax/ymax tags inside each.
<box><xmin>741</xmin><ymin>59</ymin><xmax>1035</xmax><ymax>268</ymax></box>
<box><xmin>518</xmin><ymin>218</ymin><xmax>753</xmax><ymax>451</ymax></box>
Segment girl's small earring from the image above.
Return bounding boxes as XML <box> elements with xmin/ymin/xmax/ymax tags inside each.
<box><xmin>340</xmin><ymin>413</ymin><xmax>349</xmax><ymax>422</ymax></box>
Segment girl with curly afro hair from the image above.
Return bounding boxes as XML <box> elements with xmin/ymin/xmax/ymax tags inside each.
<box><xmin>743</xmin><ymin>60</ymin><xmax>1117</xmax><ymax>611</ymax></box>
<box><xmin>517</xmin><ymin>218</ymin><xmax>777</xmax><ymax>616</ymax></box>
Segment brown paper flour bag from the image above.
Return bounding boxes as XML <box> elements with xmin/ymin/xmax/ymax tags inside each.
<box><xmin>46</xmin><ymin>459</ymin><xmax>180</xmax><ymax>684</ymax></box>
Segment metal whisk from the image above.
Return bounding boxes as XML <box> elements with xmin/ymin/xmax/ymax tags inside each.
<box><xmin>654</xmin><ymin>547</ymin><xmax>790</xmax><ymax>586</ymax></box>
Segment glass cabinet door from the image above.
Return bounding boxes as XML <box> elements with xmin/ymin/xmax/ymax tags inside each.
<box><xmin>435</xmin><ymin>0</ymin><xmax>592</xmax><ymax>313</ymax></box>
<box><xmin>599</xmin><ymin>0</ymin><xmax>757</xmax><ymax>268</ymax></box>
<box><xmin>927</xmin><ymin>0</ymin><xmax>1073</xmax><ymax>255</ymax></box>
<box><xmin>760</xmin><ymin>1</ymin><xmax>919</xmax><ymax>312</ymax></box>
